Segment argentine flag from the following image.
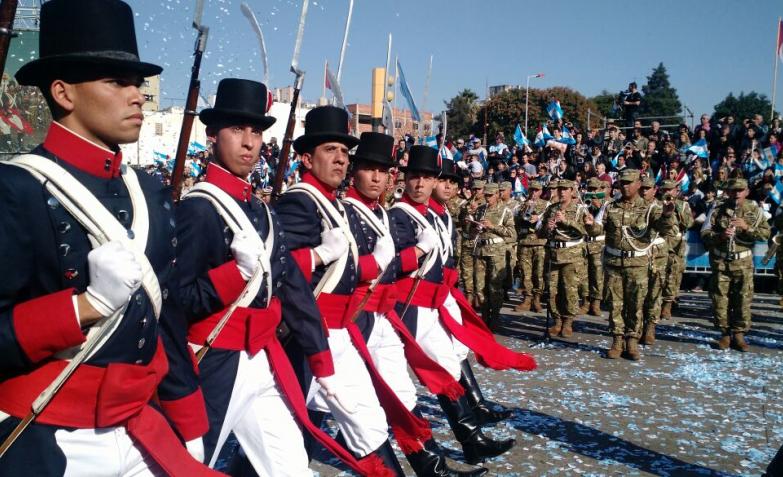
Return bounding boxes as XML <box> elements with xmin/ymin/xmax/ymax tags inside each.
<box><xmin>514</xmin><ymin>124</ymin><xmax>529</xmax><ymax>147</ymax></box>
<box><xmin>770</xmin><ymin>179</ymin><xmax>783</xmax><ymax>205</ymax></box>
<box><xmin>396</xmin><ymin>60</ymin><xmax>421</xmax><ymax>122</ymax></box>
<box><xmin>534</xmin><ymin>125</ymin><xmax>553</xmax><ymax>148</ymax></box>
<box><xmin>424</xmin><ymin>135</ymin><xmax>438</xmax><ymax>149</ymax></box>
<box><xmin>547</xmin><ymin>100</ymin><xmax>563</xmax><ymax>121</ymax></box>
<box><xmin>687</xmin><ymin>138</ymin><xmax>709</xmax><ymax>159</ymax></box>
<box><xmin>558</xmin><ymin>125</ymin><xmax>576</xmax><ymax>145</ymax></box>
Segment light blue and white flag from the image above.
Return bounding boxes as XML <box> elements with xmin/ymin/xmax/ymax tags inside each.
<box><xmin>396</xmin><ymin>59</ymin><xmax>421</xmax><ymax>122</ymax></box>
<box><xmin>424</xmin><ymin>135</ymin><xmax>438</xmax><ymax>149</ymax></box>
<box><xmin>547</xmin><ymin>100</ymin><xmax>563</xmax><ymax>121</ymax></box>
<box><xmin>770</xmin><ymin>179</ymin><xmax>783</xmax><ymax>205</ymax></box>
<box><xmin>687</xmin><ymin>138</ymin><xmax>709</xmax><ymax>159</ymax></box>
<box><xmin>558</xmin><ymin>125</ymin><xmax>576</xmax><ymax>145</ymax></box>
<box><xmin>513</xmin><ymin>124</ymin><xmax>529</xmax><ymax>147</ymax></box>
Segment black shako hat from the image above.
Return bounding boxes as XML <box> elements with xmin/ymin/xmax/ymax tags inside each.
<box><xmin>439</xmin><ymin>157</ymin><xmax>460</xmax><ymax>182</ymax></box>
<box><xmin>401</xmin><ymin>145</ymin><xmax>441</xmax><ymax>176</ymax></box>
<box><xmin>352</xmin><ymin>132</ymin><xmax>395</xmax><ymax>167</ymax></box>
<box><xmin>293</xmin><ymin>106</ymin><xmax>359</xmax><ymax>154</ymax></box>
<box><xmin>15</xmin><ymin>0</ymin><xmax>162</xmax><ymax>86</ymax></box>
<box><xmin>199</xmin><ymin>79</ymin><xmax>276</xmax><ymax>130</ymax></box>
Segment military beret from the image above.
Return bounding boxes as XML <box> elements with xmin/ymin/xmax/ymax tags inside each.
<box><xmin>471</xmin><ymin>179</ymin><xmax>486</xmax><ymax>189</ymax></box>
<box><xmin>618</xmin><ymin>169</ymin><xmax>640</xmax><ymax>182</ymax></box>
<box><xmin>586</xmin><ymin>177</ymin><xmax>605</xmax><ymax>189</ymax></box>
<box><xmin>640</xmin><ymin>175</ymin><xmax>655</xmax><ymax>188</ymax></box>
<box><xmin>484</xmin><ymin>183</ymin><xmax>499</xmax><ymax>194</ymax></box>
<box><xmin>659</xmin><ymin>179</ymin><xmax>677</xmax><ymax>190</ymax></box>
<box><xmin>557</xmin><ymin>179</ymin><xmax>575</xmax><ymax>189</ymax></box>
<box><xmin>528</xmin><ymin>181</ymin><xmax>543</xmax><ymax>190</ymax></box>
<box><xmin>499</xmin><ymin>181</ymin><xmax>512</xmax><ymax>191</ymax></box>
<box><xmin>726</xmin><ymin>178</ymin><xmax>748</xmax><ymax>191</ymax></box>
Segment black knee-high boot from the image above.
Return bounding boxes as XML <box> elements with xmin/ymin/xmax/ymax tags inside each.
<box><xmin>436</xmin><ymin>395</ymin><xmax>515</xmax><ymax>465</ymax></box>
<box><xmin>459</xmin><ymin>360</ymin><xmax>512</xmax><ymax>425</ymax></box>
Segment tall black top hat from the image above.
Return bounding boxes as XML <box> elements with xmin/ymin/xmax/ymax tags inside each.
<box><xmin>15</xmin><ymin>0</ymin><xmax>162</xmax><ymax>86</ymax></box>
<box><xmin>439</xmin><ymin>157</ymin><xmax>460</xmax><ymax>182</ymax></box>
<box><xmin>293</xmin><ymin>106</ymin><xmax>359</xmax><ymax>154</ymax></box>
<box><xmin>199</xmin><ymin>79</ymin><xmax>276</xmax><ymax>130</ymax></box>
<box><xmin>401</xmin><ymin>145</ymin><xmax>441</xmax><ymax>176</ymax></box>
<box><xmin>352</xmin><ymin>132</ymin><xmax>395</xmax><ymax>167</ymax></box>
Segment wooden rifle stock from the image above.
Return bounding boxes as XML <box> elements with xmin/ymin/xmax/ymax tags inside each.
<box><xmin>271</xmin><ymin>76</ymin><xmax>303</xmax><ymax>201</ymax></box>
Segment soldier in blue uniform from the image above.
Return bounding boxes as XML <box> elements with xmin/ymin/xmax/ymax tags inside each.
<box><xmin>275</xmin><ymin>106</ymin><xmax>404</xmax><ymax>475</ymax></box>
<box><xmin>0</xmin><ymin>1</ymin><xmax>215</xmax><ymax>475</ymax></box>
<box><xmin>176</xmin><ymin>79</ymin><xmax>370</xmax><ymax>476</ymax></box>
<box><xmin>345</xmin><ymin>132</ymin><xmax>487</xmax><ymax>477</ymax></box>
<box><xmin>388</xmin><ymin>146</ymin><xmax>518</xmax><ymax>465</ymax></box>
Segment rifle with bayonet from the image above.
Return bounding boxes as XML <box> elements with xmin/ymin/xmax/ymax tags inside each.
<box><xmin>171</xmin><ymin>0</ymin><xmax>209</xmax><ymax>201</ymax></box>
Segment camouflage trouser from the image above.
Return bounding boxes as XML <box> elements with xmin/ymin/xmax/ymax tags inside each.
<box><xmin>604</xmin><ymin>264</ymin><xmax>648</xmax><ymax>338</ymax></box>
<box><xmin>662</xmin><ymin>242</ymin><xmax>686</xmax><ymax>302</ymax></box>
<box><xmin>477</xmin><ymin>254</ymin><xmax>507</xmax><ymax>317</ymax></box>
<box><xmin>776</xmin><ymin>249</ymin><xmax>783</xmax><ymax>295</ymax></box>
<box><xmin>587</xmin><ymin>251</ymin><xmax>603</xmax><ymax>299</ymax></box>
<box><xmin>505</xmin><ymin>244</ymin><xmax>517</xmax><ymax>289</ymax></box>
<box><xmin>576</xmin><ymin>255</ymin><xmax>588</xmax><ymax>298</ymax></box>
<box><xmin>517</xmin><ymin>245</ymin><xmax>545</xmax><ymax>296</ymax></box>
<box><xmin>547</xmin><ymin>258</ymin><xmax>580</xmax><ymax>319</ymax></box>
<box><xmin>460</xmin><ymin>241</ymin><xmax>478</xmax><ymax>298</ymax></box>
<box><xmin>643</xmin><ymin>255</ymin><xmax>668</xmax><ymax>324</ymax></box>
<box><xmin>709</xmin><ymin>258</ymin><xmax>754</xmax><ymax>332</ymax></box>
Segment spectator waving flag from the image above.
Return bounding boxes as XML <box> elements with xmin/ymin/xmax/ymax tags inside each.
<box><xmin>687</xmin><ymin>138</ymin><xmax>709</xmax><ymax>158</ymax></box>
<box><xmin>558</xmin><ymin>125</ymin><xmax>576</xmax><ymax>145</ymax></box>
<box><xmin>770</xmin><ymin>178</ymin><xmax>783</xmax><ymax>205</ymax></box>
<box><xmin>547</xmin><ymin>100</ymin><xmax>563</xmax><ymax>121</ymax></box>
<box><xmin>396</xmin><ymin>59</ymin><xmax>421</xmax><ymax>122</ymax></box>
<box><xmin>514</xmin><ymin>124</ymin><xmax>529</xmax><ymax>147</ymax></box>
<box><xmin>534</xmin><ymin>125</ymin><xmax>553</xmax><ymax>147</ymax></box>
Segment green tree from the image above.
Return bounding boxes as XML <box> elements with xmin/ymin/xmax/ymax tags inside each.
<box><xmin>713</xmin><ymin>91</ymin><xmax>778</xmax><ymax>122</ymax></box>
<box><xmin>589</xmin><ymin>90</ymin><xmax>619</xmax><ymax>120</ymax></box>
<box><xmin>640</xmin><ymin>62</ymin><xmax>682</xmax><ymax>122</ymax></box>
<box><xmin>444</xmin><ymin>89</ymin><xmax>479</xmax><ymax>140</ymax></box>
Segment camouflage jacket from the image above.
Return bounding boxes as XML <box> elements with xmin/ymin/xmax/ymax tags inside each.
<box><xmin>645</xmin><ymin>198</ymin><xmax>669</xmax><ymax>262</ymax></box>
<box><xmin>663</xmin><ymin>198</ymin><xmax>693</xmax><ymax>253</ymax></box>
<box><xmin>537</xmin><ymin>200</ymin><xmax>593</xmax><ymax>264</ymax></box>
<box><xmin>458</xmin><ymin>196</ymin><xmax>486</xmax><ymax>248</ymax></box>
<box><xmin>475</xmin><ymin>202</ymin><xmax>516</xmax><ymax>257</ymax></box>
<box><xmin>701</xmin><ymin>199</ymin><xmax>770</xmax><ymax>258</ymax></box>
<box><xmin>516</xmin><ymin>199</ymin><xmax>549</xmax><ymax>246</ymax></box>
<box><xmin>584</xmin><ymin>199</ymin><xmax>606</xmax><ymax>255</ymax></box>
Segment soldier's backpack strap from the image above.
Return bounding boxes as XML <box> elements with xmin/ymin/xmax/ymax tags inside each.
<box><xmin>5</xmin><ymin>154</ymin><xmax>161</xmax><ymax>361</ymax></box>
<box><xmin>391</xmin><ymin>201</ymin><xmax>440</xmax><ymax>276</ymax></box>
<box><xmin>183</xmin><ymin>182</ymin><xmax>273</xmax><ymax>306</ymax></box>
<box><xmin>286</xmin><ymin>182</ymin><xmax>358</xmax><ymax>297</ymax></box>
<box><xmin>342</xmin><ymin>197</ymin><xmax>387</xmax><ymax>238</ymax></box>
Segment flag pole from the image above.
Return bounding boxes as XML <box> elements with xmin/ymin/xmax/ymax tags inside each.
<box><xmin>772</xmin><ymin>18</ymin><xmax>781</xmax><ymax>122</ymax></box>
<box><xmin>323</xmin><ymin>59</ymin><xmax>327</xmax><ymax>100</ymax></box>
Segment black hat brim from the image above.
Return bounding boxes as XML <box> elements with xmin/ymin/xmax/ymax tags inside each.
<box><xmin>15</xmin><ymin>55</ymin><xmax>162</xmax><ymax>86</ymax></box>
<box><xmin>293</xmin><ymin>132</ymin><xmax>360</xmax><ymax>154</ymax></box>
<box><xmin>199</xmin><ymin>108</ymin><xmax>276</xmax><ymax>130</ymax></box>
<box><xmin>440</xmin><ymin>171</ymin><xmax>461</xmax><ymax>182</ymax></box>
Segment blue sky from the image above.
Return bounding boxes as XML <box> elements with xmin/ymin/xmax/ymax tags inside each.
<box><xmin>128</xmin><ymin>0</ymin><xmax>781</xmax><ymax>120</ymax></box>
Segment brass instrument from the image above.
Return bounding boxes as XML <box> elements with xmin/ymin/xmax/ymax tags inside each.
<box><xmin>393</xmin><ymin>184</ymin><xmax>405</xmax><ymax>201</ymax></box>
<box><xmin>725</xmin><ymin>203</ymin><xmax>736</xmax><ymax>254</ymax></box>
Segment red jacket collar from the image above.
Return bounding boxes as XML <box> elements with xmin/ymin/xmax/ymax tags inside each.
<box><xmin>302</xmin><ymin>172</ymin><xmax>337</xmax><ymax>200</ymax></box>
<box><xmin>205</xmin><ymin>163</ymin><xmax>252</xmax><ymax>202</ymax></box>
<box><xmin>346</xmin><ymin>187</ymin><xmax>378</xmax><ymax>210</ymax></box>
<box><xmin>428</xmin><ymin>198</ymin><xmax>445</xmax><ymax>216</ymax></box>
<box><xmin>401</xmin><ymin>193</ymin><xmax>429</xmax><ymax>215</ymax></box>
<box><xmin>43</xmin><ymin>122</ymin><xmax>123</xmax><ymax>179</ymax></box>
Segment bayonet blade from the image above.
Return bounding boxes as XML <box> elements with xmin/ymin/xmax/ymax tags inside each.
<box><xmin>290</xmin><ymin>0</ymin><xmax>309</xmax><ymax>75</ymax></box>
<box><xmin>192</xmin><ymin>0</ymin><xmax>205</xmax><ymax>28</ymax></box>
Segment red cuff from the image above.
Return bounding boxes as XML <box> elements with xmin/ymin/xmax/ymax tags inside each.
<box><xmin>290</xmin><ymin>248</ymin><xmax>313</xmax><ymax>283</ymax></box>
<box><xmin>159</xmin><ymin>388</ymin><xmax>209</xmax><ymax>441</ymax></box>
<box><xmin>399</xmin><ymin>247</ymin><xmax>419</xmax><ymax>274</ymax></box>
<box><xmin>13</xmin><ymin>288</ymin><xmax>85</xmax><ymax>363</ymax></box>
<box><xmin>358</xmin><ymin>254</ymin><xmax>379</xmax><ymax>282</ymax></box>
<box><xmin>207</xmin><ymin>260</ymin><xmax>247</xmax><ymax>306</ymax></box>
<box><xmin>307</xmin><ymin>350</ymin><xmax>335</xmax><ymax>378</ymax></box>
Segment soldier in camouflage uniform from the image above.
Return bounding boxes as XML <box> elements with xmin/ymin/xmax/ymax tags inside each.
<box><xmin>537</xmin><ymin>180</ymin><xmax>598</xmax><ymax>339</ymax></box>
<box><xmin>773</xmin><ymin>209</ymin><xmax>783</xmax><ymax>307</ymax></box>
<box><xmin>458</xmin><ymin>180</ymin><xmax>485</xmax><ymax>307</ymax></box>
<box><xmin>659</xmin><ymin>180</ymin><xmax>694</xmax><ymax>320</ymax></box>
<box><xmin>640</xmin><ymin>176</ymin><xmax>669</xmax><ymax>346</ymax></box>
<box><xmin>593</xmin><ymin>169</ymin><xmax>675</xmax><ymax>360</ymax></box>
<box><xmin>447</xmin><ymin>192</ymin><xmax>465</xmax><ymax>268</ymax></box>
<box><xmin>500</xmin><ymin>181</ymin><xmax>518</xmax><ymax>293</ymax></box>
<box><xmin>474</xmin><ymin>183</ymin><xmax>516</xmax><ymax>328</ymax></box>
<box><xmin>583</xmin><ymin>177</ymin><xmax>607</xmax><ymax>316</ymax></box>
<box><xmin>701</xmin><ymin>178</ymin><xmax>770</xmax><ymax>352</ymax></box>
<box><xmin>514</xmin><ymin>182</ymin><xmax>548</xmax><ymax>313</ymax></box>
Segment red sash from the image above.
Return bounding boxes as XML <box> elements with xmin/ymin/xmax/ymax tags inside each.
<box><xmin>317</xmin><ymin>292</ymin><xmax>433</xmax><ymax>454</ymax></box>
<box><xmin>0</xmin><ymin>340</ymin><xmax>222</xmax><ymax>477</ymax></box>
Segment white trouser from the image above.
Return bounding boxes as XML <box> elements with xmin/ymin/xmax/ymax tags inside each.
<box><xmin>54</xmin><ymin>427</ymin><xmax>161</xmax><ymax>477</ymax></box>
<box><xmin>413</xmin><ymin>306</ymin><xmax>462</xmax><ymax>380</ymax></box>
<box><xmin>307</xmin><ymin>328</ymin><xmax>389</xmax><ymax>456</ymax></box>
<box><xmin>444</xmin><ymin>292</ymin><xmax>471</xmax><ymax>363</ymax></box>
<box><xmin>366</xmin><ymin>312</ymin><xmax>418</xmax><ymax>411</ymax></box>
<box><xmin>209</xmin><ymin>350</ymin><xmax>311</xmax><ymax>476</ymax></box>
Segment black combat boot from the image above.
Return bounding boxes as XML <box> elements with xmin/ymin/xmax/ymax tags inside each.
<box><xmin>436</xmin><ymin>395</ymin><xmax>515</xmax><ymax>465</ymax></box>
<box><xmin>459</xmin><ymin>360</ymin><xmax>511</xmax><ymax>425</ymax></box>
<box><xmin>405</xmin><ymin>439</ymin><xmax>488</xmax><ymax>477</ymax></box>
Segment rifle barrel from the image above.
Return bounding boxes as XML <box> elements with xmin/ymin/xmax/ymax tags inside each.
<box><xmin>271</xmin><ymin>84</ymin><xmax>302</xmax><ymax>200</ymax></box>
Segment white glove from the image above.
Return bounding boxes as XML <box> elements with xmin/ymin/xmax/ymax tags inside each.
<box><xmin>185</xmin><ymin>438</ymin><xmax>204</xmax><ymax>463</ymax></box>
<box><xmin>415</xmin><ymin>226</ymin><xmax>439</xmax><ymax>255</ymax></box>
<box><xmin>85</xmin><ymin>241</ymin><xmax>142</xmax><ymax>317</ymax></box>
<box><xmin>316</xmin><ymin>375</ymin><xmax>358</xmax><ymax>414</ymax></box>
<box><xmin>230</xmin><ymin>233</ymin><xmax>261</xmax><ymax>280</ymax></box>
<box><xmin>372</xmin><ymin>233</ymin><xmax>395</xmax><ymax>271</ymax></box>
<box><xmin>314</xmin><ymin>228</ymin><xmax>349</xmax><ymax>266</ymax></box>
